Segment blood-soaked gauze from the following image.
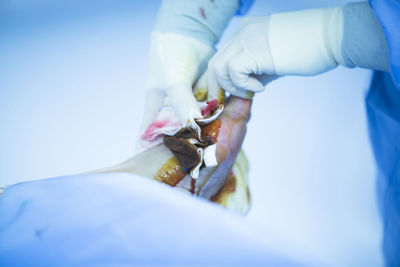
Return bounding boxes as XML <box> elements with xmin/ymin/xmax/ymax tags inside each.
<box><xmin>139</xmin><ymin>98</ymin><xmax>223</xmax><ymax>179</ymax></box>
<box><xmin>164</xmin><ymin>127</ymin><xmax>214</xmax><ymax>173</ymax></box>
<box><xmin>163</xmin><ymin>102</ymin><xmax>224</xmax><ymax>179</ymax></box>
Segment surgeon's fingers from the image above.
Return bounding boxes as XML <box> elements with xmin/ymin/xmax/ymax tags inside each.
<box><xmin>207</xmin><ymin>64</ymin><xmax>225</xmax><ymax>102</ymax></box>
<box><xmin>228</xmin><ymin>51</ymin><xmax>265</xmax><ymax>93</ymax></box>
<box><xmin>208</xmin><ymin>42</ymin><xmax>242</xmax><ymax>97</ymax></box>
<box><xmin>193</xmin><ymin>70</ymin><xmax>209</xmax><ymax>101</ymax></box>
<box><xmin>166</xmin><ymin>83</ymin><xmax>202</xmax><ymax>125</ymax></box>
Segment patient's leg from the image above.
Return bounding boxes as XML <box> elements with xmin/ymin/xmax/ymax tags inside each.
<box><xmin>195</xmin><ymin>96</ymin><xmax>251</xmax><ymax>199</ymax></box>
<box><xmin>90</xmin><ymin>95</ymin><xmax>252</xmax><ymax>213</ymax></box>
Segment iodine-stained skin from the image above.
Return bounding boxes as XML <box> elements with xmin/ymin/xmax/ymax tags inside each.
<box><xmin>90</xmin><ymin>96</ymin><xmax>252</xmax><ymax>203</ymax></box>
<box><xmin>197</xmin><ymin>96</ymin><xmax>252</xmax><ymax>199</ymax></box>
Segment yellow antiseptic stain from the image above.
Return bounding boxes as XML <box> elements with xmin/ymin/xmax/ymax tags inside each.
<box><xmin>218</xmin><ymin>89</ymin><xmax>226</xmax><ymax>104</ymax></box>
<box><xmin>194</xmin><ymin>88</ymin><xmax>208</xmax><ymax>101</ymax></box>
<box><xmin>154</xmin><ymin>157</ymin><xmax>187</xmax><ymax>186</ymax></box>
<box><xmin>245</xmin><ymin>91</ymin><xmax>255</xmax><ymax>99</ymax></box>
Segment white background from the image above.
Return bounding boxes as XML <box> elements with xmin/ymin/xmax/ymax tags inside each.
<box><xmin>0</xmin><ymin>0</ymin><xmax>381</xmax><ymax>265</ymax></box>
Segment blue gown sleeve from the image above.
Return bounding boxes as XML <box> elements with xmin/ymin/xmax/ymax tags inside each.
<box><xmin>369</xmin><ymin>0</ymin><xmax>400</xmax><ymax>89</ymax></box>
<box><xmin>367</xmin><ymin>2</ymin><xmax>400</xmax><ymax>265</ymax></box>
<box><xmin>237</xmin><ymin>0</ymin><xmax>255</xmax><ymax>15</ymax></box>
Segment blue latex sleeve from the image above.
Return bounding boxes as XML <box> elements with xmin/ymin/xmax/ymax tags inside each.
<box><xmin>369</xmin><ymin>0</ymin><xmax>400</xmax><ymax>89</ymax></box>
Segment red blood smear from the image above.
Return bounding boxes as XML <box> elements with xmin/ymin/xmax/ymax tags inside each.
<box><xmin>141</xmin><ymin>120</ymin><xmax>168</xmax><ymax>140</ymax></box>
<box><xmin>201</xmin><ymin>107</ymin><xmax>210</xmax><ymax>116</ymax></box>
<box><xmin>201</xmin><ymin>99</ymin><xmax>219</xmax><ymax>116</ymax></box>
<box><xmin>201</xmin><ymin>99</ymin><xmax>218</xmax><ymax>116</ymax></box>
<box><xmin>207</xmin><ymin>99</ymin><xmax>219</xmax><ymax>109</ymax></box>
<box><xmin>199</xmin><ymin>7</ymin><xmax>206</xmax><ymax>19</ymax></box>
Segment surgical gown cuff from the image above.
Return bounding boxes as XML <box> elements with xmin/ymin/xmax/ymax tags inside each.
<box><xmin>154</xmin><ymin>0</ymin><xmax>240</xmax><ymax>46</ymax></box>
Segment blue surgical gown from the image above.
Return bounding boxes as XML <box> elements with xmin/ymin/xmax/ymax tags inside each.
<box><xmin>368</xmin><ymin>0</ymin><xmax>400</xmax><ymax>265</ymax></box>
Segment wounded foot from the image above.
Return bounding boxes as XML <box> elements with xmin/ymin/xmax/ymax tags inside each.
<box><xmin>89</xmin><ymin>96</ymin><xmax>252</xmax><ymax>214</ymax></box>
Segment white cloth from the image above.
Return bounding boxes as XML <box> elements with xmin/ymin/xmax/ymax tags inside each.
<box><xmin>0</xmin><ymin>173</ymin><xmax>319</xmax><ymax>266</ymax></box>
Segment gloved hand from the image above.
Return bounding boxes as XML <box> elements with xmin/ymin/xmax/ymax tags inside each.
<box><xmin>140</xmin><ymin>0</ymin><xmax>240</xmax><ymax>134</ymax></box>
<box><xmin>208</xmin><ymin>2</ymin><xmax>389</xmax><ymax>98</ymax></box>
<box><xmin>144</xmin><ymin>32</ymin><xmax>215</xmax><ymax>128</ymax></box>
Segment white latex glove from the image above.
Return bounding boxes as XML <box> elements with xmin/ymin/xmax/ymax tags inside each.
<box><xmin>208</xmin><ymin>8</ymin><xmax>343</xmax><ymax>98</ymax></box>
<box><xmin>141</xmin><ymin>0</ymin><xmax>240</xmax><ymax>132</ymax></box>
<box><xmin>208</xmin><ymin>16</ymin><xmax>277</xmax><ymax>99</ymax></box>
<box><xmin>144</xmin><ymin>32</ymin><xmax>215</xmax><ymax>128</ymax></box>
<box><xmin>208</xmin><ymin>3</ymin><xmax>389</xmax><ymax>98</ymax></box>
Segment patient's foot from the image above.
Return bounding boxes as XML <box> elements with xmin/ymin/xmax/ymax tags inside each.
<box><xmin>89</xmin><ymin>96</ymin><xmax>252</xmax><ymax>213</ymax></box>
<box><xmin>193</xmin><ymin>96</ymin><xmax>252</xmax><ymax>199</ymax></box>
<box><xmin>89</xmin><ymin>77</ymin><xmax>252</xmax><ymax>214</ymax></box>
